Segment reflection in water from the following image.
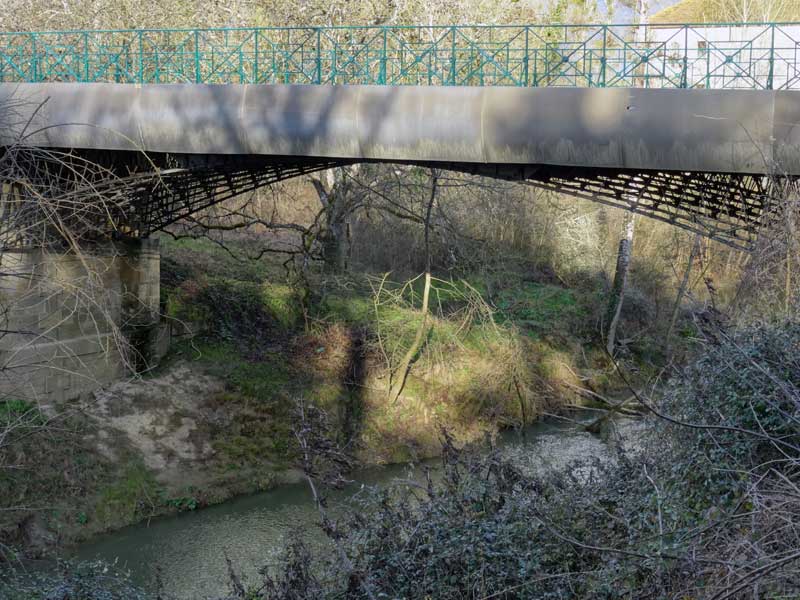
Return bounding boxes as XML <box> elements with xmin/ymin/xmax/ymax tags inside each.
<box><xmin>74</xmin><ymin>414</ymin><xmax>633</xmax><ymax>599</ymax></box>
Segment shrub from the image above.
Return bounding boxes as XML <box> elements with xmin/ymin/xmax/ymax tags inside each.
<box><xmin>0</xmin><ymin>560</ymin><xmax>150</xmax><ymax>600</ymax></box>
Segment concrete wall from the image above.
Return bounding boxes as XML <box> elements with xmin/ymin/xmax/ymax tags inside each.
<box><xmin>0</xmin><ymin>239</ymin><xmax>162</xmax><ymax>403</ymax></box>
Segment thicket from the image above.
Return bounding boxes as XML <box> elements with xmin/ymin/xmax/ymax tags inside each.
<box><xmin>159</xmin><ymin>234</ymin><xmax>595</xmax><ymax>458</ymax></box>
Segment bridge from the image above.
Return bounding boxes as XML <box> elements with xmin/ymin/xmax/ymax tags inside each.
<box><xmin>2</xmin><ymin>23</ymin><xmax>800</xmax><ymax>402</ymax></box>
<box><xmin>1</xmin><ymin>22</ymin><xmax>800</xmax><ymax>249</ymax></box>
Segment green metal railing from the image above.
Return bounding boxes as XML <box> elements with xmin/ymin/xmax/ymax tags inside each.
<box><xmin>1</xmin><ymin>23</ymin><xmax>800</xmax><ymax>89</ymax></box>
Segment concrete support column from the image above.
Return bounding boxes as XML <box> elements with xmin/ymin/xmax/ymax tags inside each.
<box><xmin>118</xmin><ymin>238</ymin><xmax>162</xmax><ymax>372</ymax></box>
<box><xmin>0</xmin><ymin>238</ymin><xmax>163</xmax><ymax>403</ymax></box>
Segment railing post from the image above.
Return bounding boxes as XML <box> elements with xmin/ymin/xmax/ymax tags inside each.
<box><xmin>767</xmin><ymin>23</ymin><xmax>775</xmax><ymax>90</ymax></box>
<box><xmin>450</xmin><ymin>26</ymin><xmax>457</xmax><ymax>85</ymax></box>
<box><xmin>253</xmin><ymin>30</ymin><xmax>259</xmax><ymax>83</ymax></box>
<box><xmin>328</xmin><ymin>31</ymin><xmax>335</xmax><ymax>85</ymax></box>
<box><xmin>681</xmin><ymin>25</ymin><xmax>688</xmax><ymax>88</ymax></box>
<box><xmin>31</xmin><ymin>34</ymin><xmax>37</xmax><ymax>82</ymax></box>
<box><xmin>137</xmin><ymin>29</ymin><xmax>144</xmax><ymax>84</ymax></box>
<box><xmin>194</xmin><ymin>30</ymin><xmax>201</xmax><ymax>83</ymax></box>
<box><xmin>601</xmin><ymin>25</ymin><xmax>607</xmax><ymax>87</ymax></box>
<box><xmin>379</xmin><ymin>26</ymin><xmax>387</xmax><ymax>85</ymax></box>
<box><xmin>239</xmin><ymin>42</ymin><xmax>244</xmax><ymax>83</ymax></box>
<box><xmin>83</xmin><ymin>31</ymin><xmax>90</xmax><ymax>82</ymax></box>
<box><xmin>523</xmin><ymin>26</ymin><xmax>529</xmax><ymax>87</ymax></box>
<box><xmin>315</xmin><ymin>28</ymin><xmax>322</xmax><ymax>84</ymax></box>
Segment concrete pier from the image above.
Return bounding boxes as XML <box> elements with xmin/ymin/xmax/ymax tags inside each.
<box><xmin>0</xmin><ymin>239</ymin><xmax>163</xmax><ymax>403</ymax></box>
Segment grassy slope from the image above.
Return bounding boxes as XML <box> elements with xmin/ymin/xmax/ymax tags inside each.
<box><xmin>158</xmin><ymin>235</ymin><xmax>613</xmax><ymax>466</ymax></box>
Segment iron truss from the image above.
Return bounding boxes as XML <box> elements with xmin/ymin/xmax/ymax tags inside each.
<box><xmin>59</xmin><ymin>151</ymin><xmax>352</xmax><ymax>237</ymax></box>
<box><xmin>3</xmin><ymin>149</ymin><xmax>790</xmax><ymax>250</ymax></box>
<box><xmin>108</xmin><ymin>154</ymin><xmax>351</xmax><ymax>236</ymax></box>
<box><xmin>440</xmin><ymin>162</ymin><xmax>784</xmax><ymax>250</ymax></box>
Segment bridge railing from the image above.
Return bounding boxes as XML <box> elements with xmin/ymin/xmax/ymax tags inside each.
<box><xmin>1</xmin><ymin>23</ymin><xmax>799</xmax><ymax>89</ymax></box>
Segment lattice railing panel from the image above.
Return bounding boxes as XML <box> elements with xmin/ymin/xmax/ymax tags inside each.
<box><xmin>2</xmin><ymin>23</ymin><xmax>800</xmax><ymax>88</ymax></box>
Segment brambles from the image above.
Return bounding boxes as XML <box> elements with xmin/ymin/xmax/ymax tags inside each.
<box><xmin>0</xmin><ymin>560</ymin><xmax>150</xmax><ymax>600</ymax></box>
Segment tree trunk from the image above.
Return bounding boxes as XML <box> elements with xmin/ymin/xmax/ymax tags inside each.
<box><xmin>323</xmin><ymin>218</ymin><xmax>350</xmax><ymax>273</ymax></box>
<box><xmin>311</xmin><ymin>175</ymin><xmax>351</xmax><ymax>274</ymax></box>
<box><xmin>605</xmin><ymin>0</ymin><xmax>647</xmax><ymax>353</ymax></box>
<box><xmin>666</xmin><ymin>233</ymin><xmax>702</xmax><ymax>352</ymax></box>
<box><xmin>389</xmin><ymin>271</ymin><xmax>431</xmax><ymax>403</ymax></box>
<box><xmin>389</xmin><ymin>171</ymin><xmax>438</xmax><ymax>403</ymax></box>
<box><xmin>785</xmin><ymin>195</ymin><xmax>798</xmax><ymax>316</ymax></box>
<box><xmin>606</xmin><ymin>213</ymin><xmax>636</xmax><ymax>356</ymax></box>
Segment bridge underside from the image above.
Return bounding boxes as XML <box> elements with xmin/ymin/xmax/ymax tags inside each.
<box><xmin>3</xmin><ymin>149</ymin><xmax>781</xmax><ymax>250</ymax></box>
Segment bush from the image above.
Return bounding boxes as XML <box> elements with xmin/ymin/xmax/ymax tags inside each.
<box><xmin>0</xmin><ymin>560</ymin><xmax>150</xmax><ymax>600</ymax></box>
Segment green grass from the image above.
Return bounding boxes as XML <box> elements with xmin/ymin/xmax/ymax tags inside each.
<box><xmin>494</xmin><ymin>282</ymin><xmax>584</xmax><ymax>338</ymax></box>
<box><xmin>168</xmin><ymin>339</ymin><xmax>304</xmax><ymax>469</ymax></box>
<box><xmin>182</xmin><ymin>340</ymin><xmax>293</xmax><ymax>399</ymax></box>
<box><xmin>94</xmin><ymin>463</ymin><xmax>159</xmax><ymax>528</ymax></box>
<box><xmin>0</xmin><ymin>406</ymin><xmax>122</xmax><ymax>541</ymax></box>
<box><xmin>158</xmin><ymin>234</ymin><xmax>275</xmax><ymax>283</ymax></box>
<box><xmin>3</xmin><ymin>248</ymin><xmax>613</xmax><ymax>553</ymax></box>
<box><xmin>317</xmin><ymin>293</ymin><xmax>374</xmax><ymax>324</ymax></box>
<box><xmin>0</xmin><ymin>399</ymin><xmax>45</xmax><ymax>426</ymax></box>
<box><xmin>262</xmin><ymin>282</ymin><xmax>302</xmax><ymax>330</ymax></box>
<box><xmin>158</xmin><ymin>239</ymin><xmax>607</xmax><ymax>472</ymax></box>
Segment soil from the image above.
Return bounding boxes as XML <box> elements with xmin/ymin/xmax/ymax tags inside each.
<box><xmin>88</xmin><ymin>364</ymin><xmax>223</xmax><ymax>487</ymax></box>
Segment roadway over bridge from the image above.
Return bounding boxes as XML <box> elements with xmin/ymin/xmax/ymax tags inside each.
<box><xmin>2</xmin><ymin>23</ymin><xmax>800</xmax><ymax>248</ymax></box>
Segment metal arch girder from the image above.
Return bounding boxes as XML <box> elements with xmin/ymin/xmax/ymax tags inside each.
<box><xmin>1</xmin><ymin>144</ymin><xmax>781</xmax><ymax>250</ymax></box>
<box><xmin>434</xmin><ymin>162</ymin><xmax>779</xmax><ymax>250</ymax></box>
<box><xmin>93</xmin><ymin>151</ymin><xmax>784</xmax><ymax>250</ymax></box>
<box><xmin>137</xmin><ymin>159</ymin><xmax>350</xmax><ymax>235</ymax></box>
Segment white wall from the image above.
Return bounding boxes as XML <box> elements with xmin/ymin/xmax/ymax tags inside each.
<box><xmin>648</xmin><ymin>25</ymin><xmax>800</xmax><ymax>89</ymax></box>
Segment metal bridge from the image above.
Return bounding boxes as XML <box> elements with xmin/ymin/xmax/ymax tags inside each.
<box><xmin>2</xmin><ymin>23</ymin><xmax>800</xmax><ymax>249</ymax></box>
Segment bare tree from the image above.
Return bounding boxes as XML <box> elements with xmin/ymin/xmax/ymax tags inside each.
<box><xmin>707</xmin><ymin>0</ymin><xmax>796</xmax><ymax>22</ymax></box>
<box><xmin>388</xmin><ymin>170</ymin><xmax>438</xmax><ymax>403</ymax></box>
<box><xmin>665</xmin><ymin>233</ymin><xmax>702</xmax><ymax>352</ymax></box>
<box><xmin>605</xmin><ymin>211</ymin><xmax>635</xmax><ymax>355</ymax></box>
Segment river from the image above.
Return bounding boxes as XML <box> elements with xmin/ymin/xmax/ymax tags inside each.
<box><xmin>72</xmin><ymin>412</ymin><xmax>636</xmax><ymax>599</ymax></box>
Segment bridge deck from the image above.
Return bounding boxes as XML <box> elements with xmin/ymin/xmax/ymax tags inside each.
<box><xmin>3</xmin><ymin>83</ymin><xmax>799</xmax><ymax>176</ymax></box>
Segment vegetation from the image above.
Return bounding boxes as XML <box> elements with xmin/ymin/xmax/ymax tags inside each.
<box><xmin>1</xmin><ymin>560</ymin><xmax>149</xmax><ymax>600</ymax></box>
<box><xmin>158</xmin><ymin>233</ymin><xmax>602</xmax><ymax>466</ymax></box>
<box><xmin>651</xmin><ymin>0</ymin><xmax>800</xmax><ymax>23</ymax></box>
<box><xmin>8</xmin><ymin>320</ymin><xmax>799</xmax><ymax>599</ymax></box>
<box><xmin>318</xmin><ymin>321</ymin><xmax>799</xmax><ymax>599</ymax></box>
